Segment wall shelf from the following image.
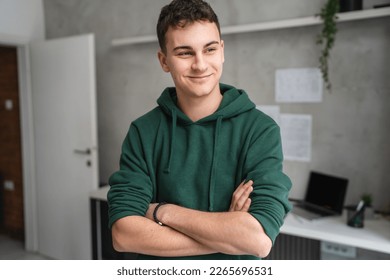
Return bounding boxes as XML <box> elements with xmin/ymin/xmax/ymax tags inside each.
<box><xmin>111</xmin><ymin>7</ymin><xmax>390</xmax><ymax>47</ymax></box>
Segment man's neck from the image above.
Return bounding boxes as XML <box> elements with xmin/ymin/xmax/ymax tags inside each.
<box><xmin>177</xmin><ymin>92</ymin><xmax>223</xmax><ymax>122</ymax></box>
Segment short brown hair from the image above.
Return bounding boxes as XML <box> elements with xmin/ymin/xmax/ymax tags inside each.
<box><xmin>156</xmin><ymin>0</ymin><xmax>221</xmax><ymax>53</ymax></box>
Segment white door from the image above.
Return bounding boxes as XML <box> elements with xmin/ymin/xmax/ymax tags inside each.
<box><xmin>29</xmin><ymin>34</ymin><xmax>99</xmax><ymax>260</ymax></box>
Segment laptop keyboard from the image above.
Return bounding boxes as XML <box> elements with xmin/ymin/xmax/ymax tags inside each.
<box><xmin>300</xmin><ymin>203</ymin><xmax>335</xmax><ymax>216</ymax></box>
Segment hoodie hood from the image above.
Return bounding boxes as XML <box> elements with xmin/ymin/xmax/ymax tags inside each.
<box><xmin>157</xmin><ymin>83</ymin><xmax>255</xmax><ymax>173</ymax></box>
<box><xmin>157</xmin><ymin>83</ymin><xmax>255</xmax><ymax>124</ymax></box>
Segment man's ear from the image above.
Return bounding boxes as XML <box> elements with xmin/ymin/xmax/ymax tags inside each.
<box><xmin>157</xmin><ymin>50</ymin><xmax>170</xmax><ymax>73</ymax></box>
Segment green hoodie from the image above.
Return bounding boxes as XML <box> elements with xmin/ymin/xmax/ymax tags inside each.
<box><xmin>108</xmin><ymin>83</ymin><xmax>292</xmax><ymax>260</ymax></box>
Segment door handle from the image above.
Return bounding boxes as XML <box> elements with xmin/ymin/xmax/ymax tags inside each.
<box><xmin>73</xmin><ymin>148</ymin><xmax>91</xmax><ymax>155</ymax></box>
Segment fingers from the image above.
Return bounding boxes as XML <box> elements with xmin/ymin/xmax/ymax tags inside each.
<box><xmin>242</xmin><ymin>198</ymin><xmax>251</xmax><ymax>212</ymax></box>
<box><xmin>229</xmin><ymin>180</ymin><xmax>253</xmax><ymax>212</ymax></box>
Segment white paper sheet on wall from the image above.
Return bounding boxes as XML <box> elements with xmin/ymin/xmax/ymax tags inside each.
<box><xmin>280</xmin><ymin>114</ymin><xmax>312</xmax><ymax>162</ymax></box>
<box><xmin>256</xmin><ymin>105</ymin><xmax>280</xmax><ymax>125</ymax></box>
<box><xmin>275</xmin><ymin>68</ymin><xmax>323</xmax><ymax>103</ymax></box>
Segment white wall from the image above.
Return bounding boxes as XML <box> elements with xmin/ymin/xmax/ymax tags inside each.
<box><xmin>0</xmin><ymin>0</ymin><xmax>45</xmax><ymax>42</ymax></box>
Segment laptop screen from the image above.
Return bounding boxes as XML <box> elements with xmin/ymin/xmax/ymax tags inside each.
<box><xmin>305</xmin><ymin>171</ymin><xmax>348</xmax><ymax>214</ymax></box>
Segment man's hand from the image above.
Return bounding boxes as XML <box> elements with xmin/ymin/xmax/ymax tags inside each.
<box><xmin>229</xmin><ymin>180</ymin><xmax>253</xmax><ymax>212</ymax></box>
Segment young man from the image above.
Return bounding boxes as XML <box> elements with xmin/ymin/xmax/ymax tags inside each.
<box><xmin>107</xmin><ymin>0</ymin><xmax>292</xmax><ymax>260</ymax></box>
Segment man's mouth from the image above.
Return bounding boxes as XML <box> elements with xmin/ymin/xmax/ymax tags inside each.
<box><xmin>188</xmin><ymin>74</ymin><xmax>212</xmax><ymax>79</ymax></box>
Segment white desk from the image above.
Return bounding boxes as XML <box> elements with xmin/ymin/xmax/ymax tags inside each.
<box><xmin>90</xmin><ymin>185</ymin><xmax>109</xmax><ymax>201</ymax></box>
<box><xmin>282</xmin><ymin>212</ymin><xmax>390</xmax><ymax>255</ymax></box>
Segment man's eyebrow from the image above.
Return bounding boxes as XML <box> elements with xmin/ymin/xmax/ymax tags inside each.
<box><xmin>172</xmin><ymin>45</ymin><xmax>192</xmax><ymax>52</ymax></box>
<box><xmin>204</xmin><ymin>41</ymin><xmax>220</xmax><ymax>48</ymax></box>
<box><xmin>172</xmin><ymin>41</ymin><xmax>220</xmax><ymax>52</ymax></box>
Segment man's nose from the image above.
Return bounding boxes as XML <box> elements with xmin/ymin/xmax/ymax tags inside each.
<box><xmin>191</xmin><ymin>53</ymin><xmax>208</xmax><ymax>72</ymax></box>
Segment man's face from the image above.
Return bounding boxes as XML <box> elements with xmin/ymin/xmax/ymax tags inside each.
<box><xmin>158</xmin><ymin>20</ymin><xmax>224</xmax><ymax>101</ymax></box>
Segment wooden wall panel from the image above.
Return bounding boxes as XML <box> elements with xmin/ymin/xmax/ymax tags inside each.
<box><xmin>0</xmin><ymin>46</ymin><xmax>24</xmax><ymax>240</ymax></box>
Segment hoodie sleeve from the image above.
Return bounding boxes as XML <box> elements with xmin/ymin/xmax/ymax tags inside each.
<box><xmin>244</xmin><ymin>121</ymin><xmax>292</xmax><ymax>244</ymax></box>
<box><xmin>107</xmin><ymin>124</ymin><xmax>153</xmax><ymax>229</ymax></box>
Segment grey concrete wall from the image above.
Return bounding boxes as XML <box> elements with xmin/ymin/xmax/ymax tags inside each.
<box><xmin>0</xmin><ymin>0</ymin><xmax>45</xmax><ymax>41</ymax></box>
<box><xmin>43</xmin><ymin>0</ymin><xmax>390</xmax><ymax>212</ymax></box>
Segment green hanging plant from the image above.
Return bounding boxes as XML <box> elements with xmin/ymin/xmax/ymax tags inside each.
<box><xmin>316</xmin><ymin>0</ymin><xmax>339</xmax><ymax>91</ymax></box>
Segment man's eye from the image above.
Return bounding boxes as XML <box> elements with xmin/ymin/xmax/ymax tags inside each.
<box><xmin>177</xmin><ymin>52</ymin><xmax>192</xmax><ymax>56</ymax></box>
<box><xmin>205</xmin><ymin>48</ymin><xmax>216</xmax><ymax>53</ymax></box>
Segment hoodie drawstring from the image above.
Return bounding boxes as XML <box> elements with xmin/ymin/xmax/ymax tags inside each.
<box><xmin>208</xmin><ymin>115</ymin><xmax>223</xmax><ymax>211</ymax></box>
<box><xmin>164</xmin><ymin>109</ymin><xmax>177</xmax><ymax>173</ymax></box>
<box><xmin>164</xmin><ymin>111</ymin><xmax>223</xmax><ymax>212</ymax></box>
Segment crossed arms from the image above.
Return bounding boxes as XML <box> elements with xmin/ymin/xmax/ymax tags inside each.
<box><xmin>111</xmin><ymin>180</ymin><xmax>272</xmax><ymax>258</ymax></box>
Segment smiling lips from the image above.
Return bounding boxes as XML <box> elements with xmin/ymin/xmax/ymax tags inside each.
<box><xmin>188</xmin><ymin>74</ymin><xmax>212</xmax><ymax>80</ymax></box>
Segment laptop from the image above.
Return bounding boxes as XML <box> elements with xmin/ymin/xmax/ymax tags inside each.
<box><xmin>291</xmin><ymin>171</ymin><xmax>348</xmax><ymax>220</ymax></box>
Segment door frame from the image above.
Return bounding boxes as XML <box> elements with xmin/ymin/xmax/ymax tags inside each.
<box><xmin>0</xmin><ymin>33</ymin><xmax>38</xmax><ymax>252</ymax></box>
